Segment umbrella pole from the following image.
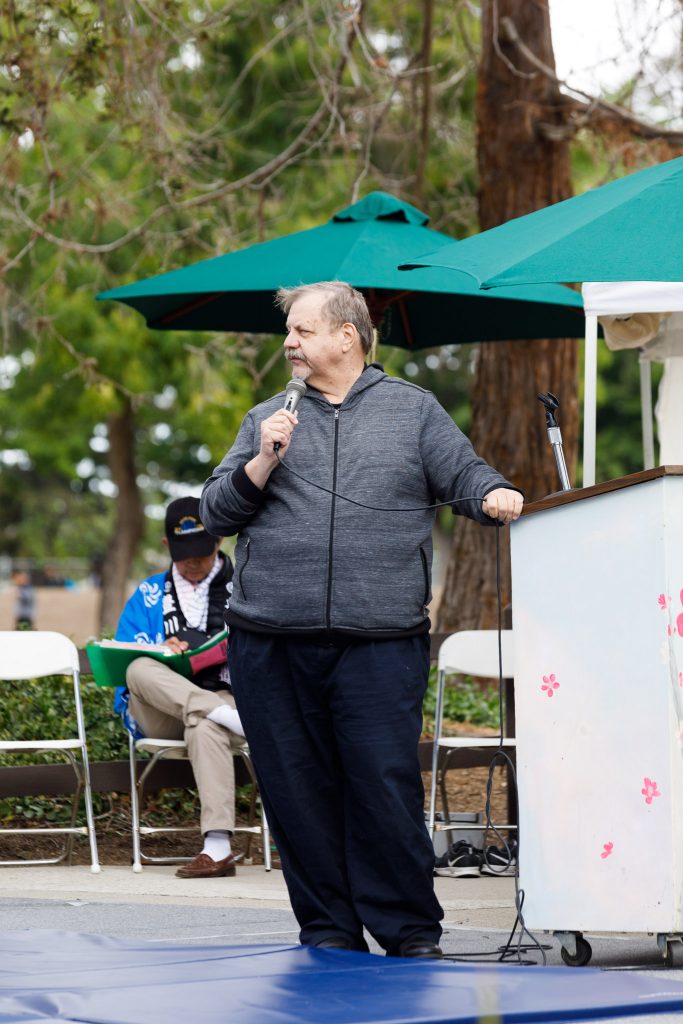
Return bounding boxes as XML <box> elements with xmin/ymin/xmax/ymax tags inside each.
<box><xmin>639</xmin><ymin>353</ymin><xmax>655</xmax><ymax>470</ymax></box>
<box><xmin>583</xmin><ymin>315</ymin><xmax>598</xmax><ymax>487</ymax></box>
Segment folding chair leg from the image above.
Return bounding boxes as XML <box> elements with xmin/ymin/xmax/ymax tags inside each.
<box><xmin>262</xmin><ymin>808</ymin><xmax>271</xmax><ymax>872</ymax></box>
<box><xmin>438</xmin><ymin>747</ymin><xmax>480</xmax><ymax>826</ymax></box>
<box><xmin>237</xmin><ymin>748</ymin><xmax>271</xmax><ymax>871</ymax></box>
<box><xmin>242</xmin><ymin>771</ymin><xmax>258</xmax><ymax>864</ymax></box>
<box><xmin>427</xmin><ymin>669</ymin><xmax>446</xmax><ymax>838</ymax></box>
<box><xmin>129</xmin><ymin>733</ymin><xmax>143</xmax><ymax>873</ymax></box>
<box><xmin>64</xmin><ymin>776</ymin><xmax>83</xmax><ymax>866</ymax></box>
<box><xmin>80</xmin><ymin>754</ymin><xmax>101</xmax><ymax>874</ymax></box>
<box><xmin>439</xmin><ymin>779</ymin><xmax>450</xmax><ymax>823</ymax></box>
<box><xmin>71</xmin><ymin>667</ymin><xmax>100</xmax><ymax>873</ymax></box>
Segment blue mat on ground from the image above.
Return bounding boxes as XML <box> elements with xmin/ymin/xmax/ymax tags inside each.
<box><xmin>1</xmin><ymin>931</ymin><xmax>683</xmax><ymax>1023</ymax></box>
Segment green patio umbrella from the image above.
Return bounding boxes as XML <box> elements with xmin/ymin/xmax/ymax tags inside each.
<box><xmin>97</xmin><ymin>192</ymin><xmax>584</xmax><ymax>348</ymax></box>
<box><xmin>400</xmin><ymin>156</ymin><xmax>683</xmax><ymax>485</ymax></box>
<box><xmin>399</xmin><ymin>156</ymin><xmax>683</xmax><ymax>288</ymax></box>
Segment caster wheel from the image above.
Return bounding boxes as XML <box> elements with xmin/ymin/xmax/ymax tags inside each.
<box><xmin>560</xmin><ymin>936</ymin><xmax>592</xmax><ymax>967</ymax></box>
<box><xmin>664</xmin><ymin>941</ymin><xmax>683</xmax><ymax>968</ymax></box>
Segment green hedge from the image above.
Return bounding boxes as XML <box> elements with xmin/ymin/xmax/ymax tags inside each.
<box><xmin>0</xmin><ymin>669</ymin><xmax>500</xmax><ymax>823</ymax></box>
<box><xmin>0</xmin><ymin>676</ymin><xmax>126</xmax><ymax>764</ymax></box>
<box><xmin>0</xmin><ymin>678</ymin><xmax>209</xmax><ymax>824</ymax></box>
<box><xmin>422</xmin><ymin>665</ymin><xmax>501</xmax><ymax>732</ymax></box>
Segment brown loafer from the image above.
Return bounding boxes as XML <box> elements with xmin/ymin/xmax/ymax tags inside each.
<box><xmin>175</xmin><ymin>852</ymin><xmax>237</xmax><ymax>879</ymax></box>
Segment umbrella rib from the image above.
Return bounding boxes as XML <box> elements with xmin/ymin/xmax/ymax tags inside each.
<box><xmin>396</xmin><ymin>296</ymin><xmax>415</xmax><ymax>348</ymax></box>
<box><xmin>158</xmin><ymin>292</ymin><xmax>225</xmax><ymax>326</ymax></box>
<box><xmin>365</xmin><ymin>288</ymin><xmax>416</xmax><ymax>346</ymax></box>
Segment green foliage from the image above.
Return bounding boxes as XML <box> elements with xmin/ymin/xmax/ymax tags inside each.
<box><xmin>0</xmin><ymin>674</ymin><xmax>252</xmax><ymax>824</ymax></box>
<box><xmin>0</xmin><ymin>663</ymin><xmax>499</xmax><ymax>824</ymax></box>
<box><xmin>0</xmin><ymin>674</ymin><xmax>127</xmax><ymax>822</ymax></box>
<box><xmin>0</xmin><ymin>0</ymin><xmax>673</xmax><ymax>582</ymax></box>
<box><xmin>0</xmin><ymin>0</ymin><xmax>482</xmax><ymax>574</ymax></box>
<box><xmin>422</xmin><ymin>665</ymin><xmax>501</xmax><ymax>733</ymax></box>
<box><xmin>0</xmin><ymin>677</ymin><xmax>124</xmax><ymax>761</ymax></box>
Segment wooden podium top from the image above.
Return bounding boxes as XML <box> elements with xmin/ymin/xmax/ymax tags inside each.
<box><xmin>523</xmin><ymin>465</ymin><xmax>683</xmax><ymax>518</ymax></box>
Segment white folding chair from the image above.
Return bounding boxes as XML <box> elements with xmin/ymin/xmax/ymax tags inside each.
<box><xmin>0</xmin><ymin>631</ymin><xmax>100</xmax><ymax>871</ymax></box>
<box><xmin>427</xmin><ymin>630</ymin><xmax>516</xmax><ymax>842</ymax></box>
<box><xmin>129</xmin><ymin>736</ymin><xmax>271</xmax><ymax>872</ymax></box>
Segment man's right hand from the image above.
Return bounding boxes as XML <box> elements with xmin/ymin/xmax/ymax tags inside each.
<box><xmin>260</xmin><ymin>408</ymin><xmax>298</xmax><ymax>458</ymax></box>
<box><xmin>246</xmin><ymin>409</ymin><xmax>299</xmax><ymax>488</ymax></box>
<box><xmin>164</xmin><ymin>636</ymin><xmax>189</xmax><ymax>654</ymax></box>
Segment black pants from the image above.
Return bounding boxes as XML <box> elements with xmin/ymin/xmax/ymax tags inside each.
<box><xmin>228</xmin><ymin>628</ymin><xmax>443</xmax><ymax>951</ymax></box>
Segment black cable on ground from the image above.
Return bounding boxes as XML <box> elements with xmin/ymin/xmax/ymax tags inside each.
<box><xmin>441</xmin><ymin>527</ymin><xmax>548</xmax><ymax>967</ymax></box>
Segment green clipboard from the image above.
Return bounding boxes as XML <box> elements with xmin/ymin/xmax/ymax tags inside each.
<box><xmin>86</xmin><ymin>629</ymin><xmax>228</xmax><ymax>687</ymax></box>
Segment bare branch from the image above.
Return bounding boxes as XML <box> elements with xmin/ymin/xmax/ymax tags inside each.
<box><xmin>0</xmin><ymin>236</ymin><xmax>37</xmax><ymax>275</ymax></box>
<box><xmin>500</xmin><ymin>15</ymin><xmax>683</xmax><ymax>147</ymax></box>
<box><xmin>9</xmin><ymin>98</ymin><xmax>336</xmax><ymax>253</ymax></box>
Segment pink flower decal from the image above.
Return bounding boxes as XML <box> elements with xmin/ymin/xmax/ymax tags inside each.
<box><xmin>677</xmin><ymin>589</ymin><xmax>683</xmax><ymax>636</ymax></box>
<box><xmin>541</xmin><ymin>674</ymin><xmax>559</xmax><ymax>697</ymax></box>
<box><xmin>680</xmin><ymin>672</ymin><xmax>683</xmax><ymax>688</ymax></box>
<box><xmin>642</xmin><ymin>777</ymin><xmax>661</xmax><ymax>805</ymax></box>
<box><xmin>659</xmin><ymin>594</ymin><xmax>671</xmax><ymax>610</ymax></box>
<box><xmin>601</xmin><ymin>842</ymin><xmax>613</xmax><ymax>859</ymax></box>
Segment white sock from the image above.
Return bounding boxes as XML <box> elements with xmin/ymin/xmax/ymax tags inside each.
<box><xmin>201</xmin><ymin>829</ymin><xmax>231</xmax><ymax>862</ymax></box>
<box><xmin>206</xmin><ymin>704</ymin><xmax>245</xmax><ymax>737</ymax></box>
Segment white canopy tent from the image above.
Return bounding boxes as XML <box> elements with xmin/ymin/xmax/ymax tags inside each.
<box><xmin>580</xmin><ymin>283</ymin><xmax>683</xmax><ymax>486</ymax></box>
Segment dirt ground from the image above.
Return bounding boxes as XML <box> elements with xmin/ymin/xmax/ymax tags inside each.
<box><xmin>1</xmin><ymin>761</ymin><xmax>512</xmax><ymax>868</ymax></box>
<box><xmin>0</xmin><ymin>585</ymin><xmax>102</xmax><ymax>645</ymax></box>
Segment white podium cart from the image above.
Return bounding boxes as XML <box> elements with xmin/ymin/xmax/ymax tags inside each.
<box><xmin>510</xmin><ymin>466</ymin><xmax>683</xmax><ymax>966</ymax></box>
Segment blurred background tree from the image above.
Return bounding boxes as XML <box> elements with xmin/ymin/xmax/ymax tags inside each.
<box><xmin>0</xmin><ymin>0</ymin><xmax>482</xmax><ymax>627</ymax></box>
<box><xmin>437</xmin><ymin>0</ymin><xmax>682</xmax><ymax>632</ymax></box>
<box><xmin>0</xmin><ymin>0</ymin><xmax>681</xmax><ymax>633</ymax></box>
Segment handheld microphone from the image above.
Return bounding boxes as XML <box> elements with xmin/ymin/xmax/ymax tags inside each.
<box><xmin>274</xmin><ymin>378</ymin><xmax>307</xmax><ymax>452</ymax></box>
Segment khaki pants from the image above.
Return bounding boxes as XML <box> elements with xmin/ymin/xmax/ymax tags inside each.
<box><xmin>126</xmin><ymin>657</ymin><xmax>242</xmax><ymax>834</ymax></box>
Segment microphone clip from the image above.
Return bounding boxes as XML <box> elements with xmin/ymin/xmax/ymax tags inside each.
<box><xmin>537</xmin><ymin>392</ymin><xmax>572</xmax><ymax>493</ymax></box>
<box><xmin>537</xmin><ymin>391</ymin><xmax>560</xmax><ymax>429</ymax></box>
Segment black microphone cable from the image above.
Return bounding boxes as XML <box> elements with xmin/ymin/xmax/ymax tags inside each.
<box><xmin>274</xmin><ymin>452</ymin><xmax>548</xmax><ymax>966</ymax></box>
<box><xmin>445</xmin><ymin>525</ymin><xmax>549</xmax><ymax>967</ymax></box>
<box><xmin>274</xmin><ymin>452</ymin><xmax>505</xmax><ymax>515</ymax></box>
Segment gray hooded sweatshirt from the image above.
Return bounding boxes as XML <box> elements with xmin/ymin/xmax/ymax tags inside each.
<box><xmin>200</xmin><ymin>365</ymin><xmax>517</xmax><ymax>638</ymax></box>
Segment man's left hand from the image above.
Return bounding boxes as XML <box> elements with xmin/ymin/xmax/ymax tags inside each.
<box><xmin>482</xmin><ymin>488</ymin><xmax>523</xmax><ymax>525</ymax></box>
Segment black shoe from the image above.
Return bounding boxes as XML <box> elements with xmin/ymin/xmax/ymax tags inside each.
<box><xmin>480</xmin><ymin>839</ymin><xmax>517</xmax><ymax>876</ymax></box>
<box><xmin>311</xmin><ymin>937</ymin><xmax>355</xmax><ymax>950</ymax></box>
<box><xmin>388</xmin><ymin>939</ymin><xmax>444</xmax><ymax>959</ymax></box>
<box><xmin>434</xmin><ymin>840</ymin><xmax>481</xmax><ymax>878</ymax></box>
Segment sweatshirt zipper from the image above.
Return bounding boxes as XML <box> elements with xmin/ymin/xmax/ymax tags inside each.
<box><xmin>238</xmin><ymin>537</ymin><xmax>250</xmax><ymax>599</ymax></box>
<box><xmin>325</xmin><ymin>408</ymin><xmax>340</xmax><ymax>629</ymax></box>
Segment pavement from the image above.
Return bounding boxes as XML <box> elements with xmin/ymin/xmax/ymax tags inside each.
<box><xmin>2</xmin><ymin>864</ymin><xmax>683</xmax><ymax>1022</ymax></box>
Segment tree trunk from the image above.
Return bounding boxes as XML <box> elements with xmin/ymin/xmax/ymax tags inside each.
<box><xmin>98</xmin><ymin>399</ymin><xmax>145</xmax><ymax>633</ymax></box>
<box><xmin>437</xmin><ymin>0</ymin><xmax>578</xmax><ymax>633</ymax></box>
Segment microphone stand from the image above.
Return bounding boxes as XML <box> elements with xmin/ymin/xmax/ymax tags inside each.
<box><xmin>537</xmin><ymin>392</ymin><xmax>572</xmax><ymax>492</ymax></box>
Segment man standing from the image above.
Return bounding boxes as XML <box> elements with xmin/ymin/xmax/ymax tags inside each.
<box><xmin>200</xmin><ymin>282</ymin><xmax>522</xmax><ymax>952</ymax></box>
<box><xmin>115</xmin><ymin>496</ymin><xmax>244</xmax><ymax>879</ymax></box>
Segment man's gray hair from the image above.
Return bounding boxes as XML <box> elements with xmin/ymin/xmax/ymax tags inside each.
<box><xmin>275</xmin><ymin>281</ymin><xmax>374</xmax><ymax>355</ymax></box>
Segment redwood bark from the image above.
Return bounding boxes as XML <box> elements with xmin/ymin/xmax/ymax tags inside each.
<box><xmin>437</xmin><ymin>0</ymin><xmax>578</xmax><ymax>633</ymax></box>
<box><xmin>98</xmin><ymin>399</ymin><xmax>145</xmax><ymax>633</ymax></box>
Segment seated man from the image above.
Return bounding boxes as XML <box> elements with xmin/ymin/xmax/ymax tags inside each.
<box><xmin>114</xmin><ymin>496</ymin><xmax>244</xmax><ymax>879</ymax></box>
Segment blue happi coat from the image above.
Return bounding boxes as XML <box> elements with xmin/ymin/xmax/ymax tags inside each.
<box><xmin>113</xmin><ymin>570</ymin><xmax>167</xmax><ymax>735</ymax></box>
